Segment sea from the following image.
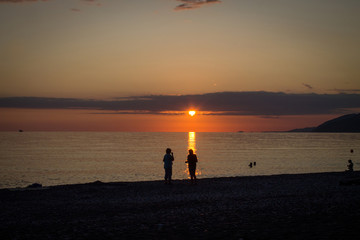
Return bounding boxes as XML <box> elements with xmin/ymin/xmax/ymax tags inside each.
<box><xmin>0</xmin><ymin>132</ymin><xmax>359</xmax><ymax>189</ymax></box>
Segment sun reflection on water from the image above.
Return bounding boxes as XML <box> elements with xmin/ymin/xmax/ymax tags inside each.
<box><xmin>188</xmin><ymin>131</ymin><xmax>196</xmax><ymax>153</ymax></box>
<box><xmin>185</xmin><ymin>132</ymin><xmax>201</xmax><ymax>178</ymax></box>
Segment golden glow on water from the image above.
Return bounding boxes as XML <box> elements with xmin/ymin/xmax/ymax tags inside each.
<box><xmin>185</xmin><ymin>132</ymin><xmax>201</xmax><ymax>178</ymax></box>
<box><xmin>188</xmin><ymin>131</ymin><xmax>196</xmax><ymax>153</ymax></box>
<box><xmin>1</xmin><ymin>132</ymin><xmax>358</xmax><ymax>188</ymax></box>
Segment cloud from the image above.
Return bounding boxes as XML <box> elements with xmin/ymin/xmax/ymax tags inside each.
<box><xmin>302</xmin><ymin>83</ymin><xmax>313</xmax><ymax>90</ymax></box>
<box><xmin>80</xmin><ymin>0</ymin><xmax>101</xmax><ymax>7</ymax></box>
<box><xmin>174</xmin><ymin>0</ymin><xmax>221</xmax><ymax>11</ymax></box>
<box><xmin>1</xmin><ymin>0</ymin><xmax>215</xmax><ymax>10</ymax></box>
<box><xmin>1</xmin><ymin>92</ymin><xmax>360</xmax><ymax>116</ymax></box>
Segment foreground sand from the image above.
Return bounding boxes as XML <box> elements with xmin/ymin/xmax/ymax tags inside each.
<box><xmin>1</xmin><ymin>172</ymin><xmax>360</xmax><ymax>240</ymax></box>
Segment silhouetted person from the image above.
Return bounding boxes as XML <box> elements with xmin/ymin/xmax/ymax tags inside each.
<box><xmin>163</xmin><ymin>148</ymin><xmax>174</xmax><ymax>184</ymax></box>
<box><xmin>253</xmin><ymin>161</ymin><xmax>256</xmax><ymax>166</ymax></box>
<box><xmin>186</xmin><ymin>149</ymin><xmax>198</xmax><ymax>184</ymax></box>
<box><xmin>249</xmin><ymin>162</ymin><xmax>253</xmax><ymax>168</ymax></box>
<box><xmin>347</xmin><ymin>159</ymin><xmax>354</xmax><ymax>172</ymax></box>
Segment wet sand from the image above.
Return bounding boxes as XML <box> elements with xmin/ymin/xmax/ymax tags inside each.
<box><xmin>1</xmin><ymin>172</ymin><xmax>360</xmax><ymax>240</ymax></box>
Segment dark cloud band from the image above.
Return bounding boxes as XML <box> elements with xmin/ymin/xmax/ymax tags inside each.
<box><xmin>1</xmin><ymin>92</ymin><xmax>359</xmax><ymax>116</ymax></box>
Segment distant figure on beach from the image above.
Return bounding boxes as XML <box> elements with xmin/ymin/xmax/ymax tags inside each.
<box><xmin>186</xmin><ymin>149</ymin><xmax>198</xmax><ymax>184</ymax></box>
<box><xmin>347</xmin><ymin>159</ymin><xmax>354</xmax><ymax>172</ymax></box>
<box><xmin>249</xmin><ymin>162</ymin><xmax>253</xmax><ymax>168</ymax></box>
<box><xmin>163</xmin><ymin>148</ymin><xmax>174</xmax><ymax>184</ymax></box>
<box><xmin>254</xmin><ymin>161</ymin><xmax>256</xmax><ymax>166</ymax></box>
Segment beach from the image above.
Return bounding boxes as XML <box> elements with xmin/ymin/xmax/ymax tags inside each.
<box><xmin>1</xmin><ymin>172</ymin><xmax>360</xmax><ymax>239</ymax></box>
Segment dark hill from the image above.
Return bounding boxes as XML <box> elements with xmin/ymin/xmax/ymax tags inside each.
<box><xmin>313</xmin><ymin>113</ymin><xmax>360</xmax><ymax>132</ymax></box>
<box><xmin>289</xmin><ymin>127</ymin><xmax>315</xmax><ymax>132</ymax></box>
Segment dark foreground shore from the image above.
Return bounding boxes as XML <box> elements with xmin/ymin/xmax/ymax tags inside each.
<box><xmin>1</xmin><ymin>172</ymin><xmax>360</xmax><ymax>240</ymax></box>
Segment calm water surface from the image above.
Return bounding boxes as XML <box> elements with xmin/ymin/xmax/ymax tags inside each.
<box><xmin>0</xmin><ymin>132</ymin><xmax>359</xmax><ymax>188</ymax></box>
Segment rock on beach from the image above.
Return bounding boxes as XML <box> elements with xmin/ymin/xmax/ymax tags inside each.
<box><xmin>1</xmin><ymin>172</ymin><xmax>360</xmax><ymax>239</ymax></box>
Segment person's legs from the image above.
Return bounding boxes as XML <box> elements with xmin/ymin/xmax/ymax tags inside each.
<box><xmin>190</xmin><ymin>174</ymin><xmax>197</xmax><ymax>184</ymax></box>
<box><xmin>189</xmin><ymin>168</ymin><xmax>196</xmax><ymax>184</ymax></box>
<box><xmin>165</xmin><ymin>168</ymin><xmax>172</xmax><ymax>184</ymax></box>
<box><xmin>164</xmin><ymin>168</ymin><xmax>169</xmax><ymax>184</ymax></box>
<box><xmin>168</xmin><ymin>167</ymin><xmax>172</xmax><ymax>184</ymax></box>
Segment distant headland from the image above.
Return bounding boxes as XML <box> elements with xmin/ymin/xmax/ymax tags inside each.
<box><xmin>289</xmin><ymin>113</ymin><xmax>360</xmax><ymax>133</ymax></box>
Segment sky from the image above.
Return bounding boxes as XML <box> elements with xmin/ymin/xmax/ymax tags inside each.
<box><xmin>0</xmin><ymin>0</ymin><xmax>360</xmax><ymax>132</ymax></box>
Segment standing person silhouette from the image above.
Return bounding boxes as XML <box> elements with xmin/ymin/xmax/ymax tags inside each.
<box><xmin>163</xmin><ymin>148</ymin><xmax>174</xmax><ymax>184</ymax></box>
<box><xmin>186</xmin><ymin>149</ymin><xmax>198</xmax><ymax>184</ymax></box>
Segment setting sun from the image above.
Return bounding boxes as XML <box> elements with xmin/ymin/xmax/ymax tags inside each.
<box><xmin>188</xmin><ymin>110</ymin><xmax>196</xmax><ymax>117</ymax></box>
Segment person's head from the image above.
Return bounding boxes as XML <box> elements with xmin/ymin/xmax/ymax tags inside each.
<box><xmin>349</xmin><ymin>159</ymin><xmax>353</xmax><ymax>163</ymax></box>
<box><xmin>166</xmin><ymin>148</ymin><xmax>171</xmax><ymax>154</ymax></box>
<box><xmin>189</xmin><ymin>149</ymin><xmax>193</xmax><ymax>155</ymax></box>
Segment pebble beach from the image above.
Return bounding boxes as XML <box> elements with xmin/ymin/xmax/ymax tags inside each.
<box><xmin>1</xmin><ymin>171</ymin><xmax>360</xmax><ymax>240</ymax></box>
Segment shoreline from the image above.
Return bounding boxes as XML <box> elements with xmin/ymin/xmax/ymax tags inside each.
<box><xmin>1</xmin><ymin>171</ymin><xmax>360</xmax><ymax>239</ymax></box>
<box><xmin>2</xmin><ymin>170</ymin><xmax>356</xmax><ymax>191</ymax></box>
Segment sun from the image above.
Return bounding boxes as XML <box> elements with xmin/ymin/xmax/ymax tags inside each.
<box><xmin>188</xmin><ymin>110</ymin><xmax>196</xmax><ymax>117</ymax></box>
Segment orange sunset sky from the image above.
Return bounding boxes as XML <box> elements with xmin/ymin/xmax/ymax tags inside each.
<box><xmin>1</xmin><ymin>0</ymin><xmax>360</xmax><ymax>132</ymax></box>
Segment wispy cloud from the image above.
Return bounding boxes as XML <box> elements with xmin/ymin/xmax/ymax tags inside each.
<box><xmin>174</xmin><ymin>0</ymin><xmax>221</xmax><ymax>11</ymax></box>
<box><xmin>1</xmin><ymin>92</ymin><xmax>360</xmax><ymax>116</ymax></box>
<box><xmin>1</xmin><ymin>0</ymin><xmax>218</xmax><ymax>11</ymax></box>
<box><xmin>80</xmin><ymin>0</ymin><xmax>101</xmax><ymax>7</ymax></box>
<box><xmin>302</xmin><ymin>83</ymin><xmax>313</xmax><ymax>90</ymax></box>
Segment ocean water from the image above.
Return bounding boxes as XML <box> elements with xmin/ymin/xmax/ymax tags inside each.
<box><xmin>0</xmin><ymin>132</ymin><xmax>359</xmax><ymax>188</ymax></box>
